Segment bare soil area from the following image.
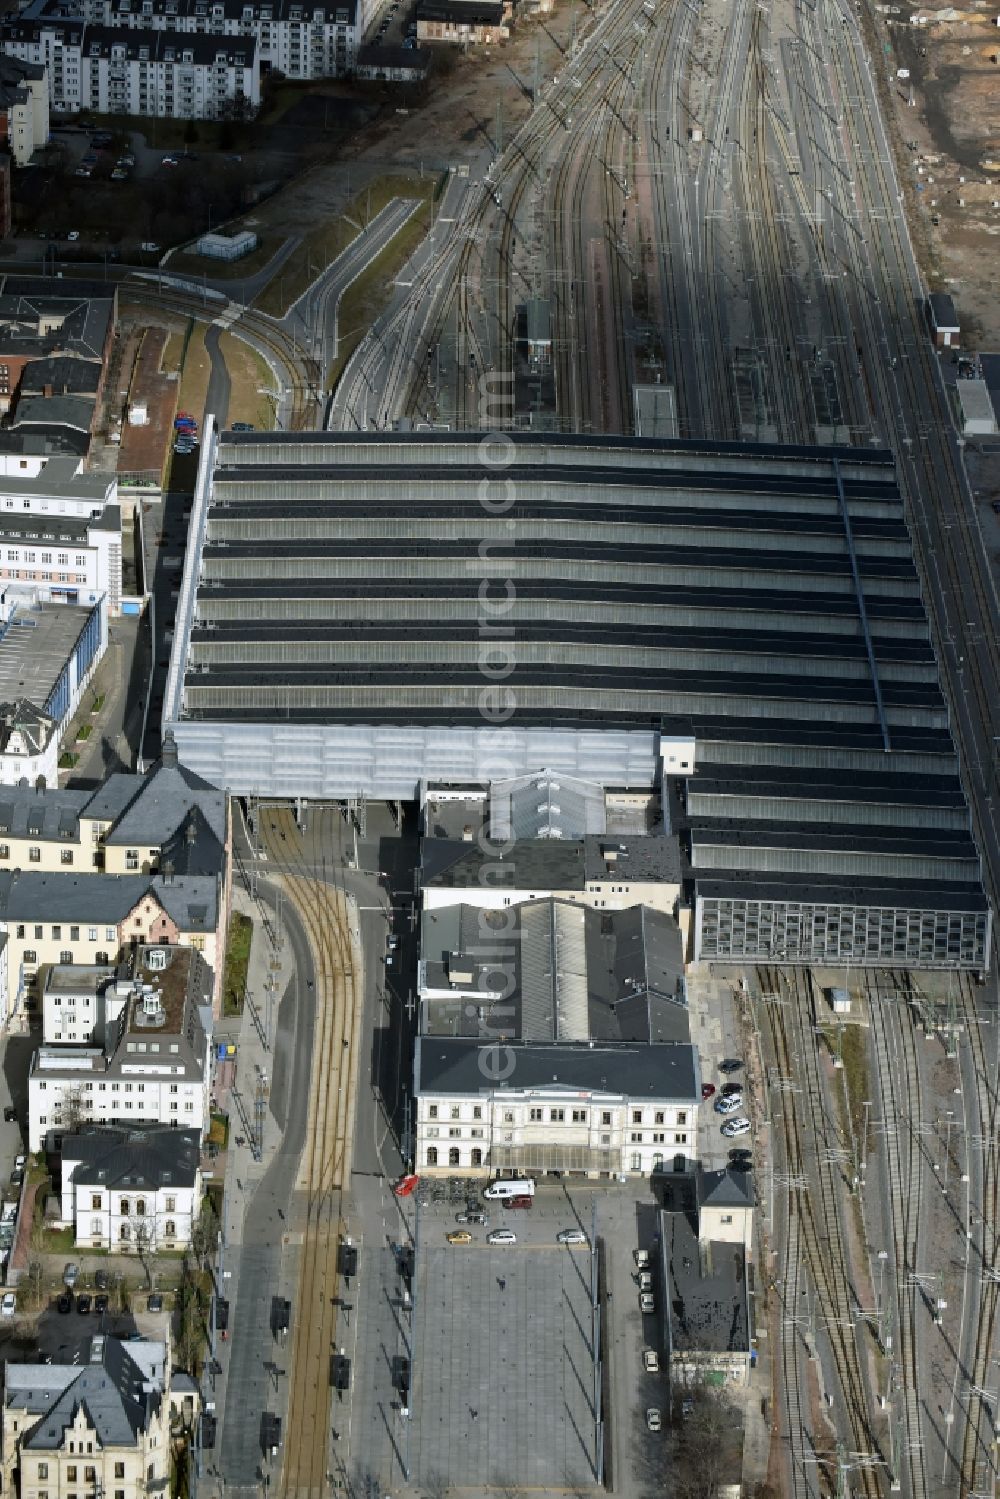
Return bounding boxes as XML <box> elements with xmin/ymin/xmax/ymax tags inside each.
<box><xmin>878</xmin><ymin>2</ymin><xmax>1000</xmax><ymax>347</ymax></box>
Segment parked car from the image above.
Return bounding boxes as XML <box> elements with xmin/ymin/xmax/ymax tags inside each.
<box><xmin>634</xmin><ymin>1248</ymin><xmax>650</xmax><ymax>1268</ymax></box>
<box><xmin>721</xmin><ymin>1082</ymin><xmax>743</xmax><ymax>1097</ymax></box>
<box><xmin>147</xmin><ymin>1293</ymin><xmax>163</xmax><ymax>1312</ymax></box>
<box><xmin>75</xmin><ymin>1294</ymin><xmax>92</xmax><ymax>1314</ymax></box>
<box><xmin>9</xmin><ymin>1167</ymin><xmax>23</xmax><ymax>1187</ymax></box>
<box><xmin>446</xmin><ymin>1230</ymin><xmax>472</xmax><ymax>1246</ymax></box>
<box><xmin>161</xmin><ymin>155</ymin><xmax>179</xmax><ymax>167</ymax></box>
<box><xmin>456</xmin><ymin>1211</ymin><xmax>488</xmax><ymax>1226</ymax></box>
<box><xmin>721</xmin><ymin>1117</ymin><xmax>751</xmax><ymax>1138</ymax></box>
<box><xmin>502</xmin><ymin>1195</ymin><xmax>533</xmax><ymax>1210</ymax></box>
<box><xmin>94</xmin><ymin>1294</ymin><xmax>109</xmax><ymax>1314</ymax></box>
<box><xmin>56</xmin><ymin>1293</ymin><xmax>72</xmax><ymax>1314</ymax></box>
<box><xmin>645</xmin><ymin>1408</ymin><xmax>662</xmax><ymax>1433</ymax></box>
<box><xmin>719</xmin><ymin>1058</ymin><xmax>743</xmax><ymax>1074</ymax></box>
<box><xmin>643</xmin><ymin>1349</ymin><xmax>660</xmax><ymax>1373</ymax></box>
<box><xmin>557</xmin><ymin>1229</ymin><xmax>587</xmax><ymax>1245</ymax></box>
<box><xmin>639</xmin><ymin>1291</ymin><xmax>655</xmax><ymax>1314</ymax></box>
<box><xmin>14</xmin><ymin>1156</ymin><xmax>26</xmax><ymax>1172</ymax></box>
<box><xmin>487</xmin><ymin>1230</ymin><xmax>516</xmax><ymax>1246</ymax></box>
<box><xmin>701</xmin><ymin>1083</ymin><xmax>716</xmax><ymax>1100</ymax></box>
<box><xmin>140</xmin><ymin>241</ymin><xmax>162</xmax><ymax>252</ymax></box>
<box><xmin>63</xmin><ymin>1263</ymin><xmax>80</xmax><ymax>1288</ymax></box>
<box><xmin>393</xmin><ymin>1173</ymin><xmax>420</xmax><ymax>1197</ymax></box>
<box><xmin>232</xmin><ymin>422</ymin><xmax>255</xmax><ymax>432</ymax></box>
<box><xmin>1</xmin><ymin>1292</ymin><xmax>16</xmax><ymax>1317</ymax></box>
<box><xmin>638</xmin><ymin>1271</ymin><xmax>653</xmax><ymax>1291</ymax></box>
<box><xmin>2</xmin><ymin>1106</ymin><xmax>15</xmax><ymax>1122</ymax></box>
<box><xmin>714</xmin><ymin>1093</ymin><xmax>743</xmax><ymax>1115</ymax></box>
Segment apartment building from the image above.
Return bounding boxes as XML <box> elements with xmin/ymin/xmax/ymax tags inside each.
<box><xmin>2</xmin><ymin>1334</ymin><xmax>172</xmax><ymax>1499</ymax></box>
<box><xmin>2</xmin><ymin>869</ymin><xmax>221</xmax><ymax>1034</ymax></box>
<box><xmin>0</xmin><ymin>741</ymin><xmax>227</xmax><ymax>875</ymax></box>
<box><xmin>0</xmin><ymin>457</ymin><xmax>122</xmax><ymax>617</ymax></box>
<box><xmin>56</xmin><ymin>1124</ymin><xmax>202</xmax><ymax>1251</ymax></box>
<box><xmin>0</xmin><ymin>55</ymin><xmax>48</xmax><ymax>166</ymax></box>
<box><xmin>0</xmin><ymin>17</ymin><xmax>83</xmax><ymax>118</ymax></box>
<box><xmin>88</xmin><ymin>0</ymin><xmax>363</xmax><ymax>78</ymax></box>
<box><xmin>27</xmin><ymin>943</ymin><xmax>214</xmax><ymax>1150</ymax></box>
<box><xmin>415</xmin><ymin>897</ymin><xmax>700</xmax><ymax>1177</ymax></box>
<box><xmin>80</xmin><ymin>24</ymin><xmax>259</xmax><ymax>118</ymax></box>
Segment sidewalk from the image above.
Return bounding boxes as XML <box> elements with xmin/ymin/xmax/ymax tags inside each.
<box><xmin>202</xmin><ymin>881</ymin><xmax>297</xmax><ymax>1462</ymax></box>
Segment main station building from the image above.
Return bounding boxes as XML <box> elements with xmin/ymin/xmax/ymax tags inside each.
<box><xmin>165</xmin><ymin>428</ymin><xmax>991</xmax><ymax>971</ymax></box>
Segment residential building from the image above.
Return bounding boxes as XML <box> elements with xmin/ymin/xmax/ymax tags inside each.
<box><xmin>0</xmin><ymin>739</ymin><xmax>228</xmax><ymax>874</ymax></box>
<box><xmin>2</xmin><ymin>1334</ymin><xmax>172</xmax><ymax>1499</ymax></box>
<box><xmin>4</xmin><ymin>869</ymin><xmax>221</xmax><ymax>1036</ymax></box>
<box><xmin>27</xmin><ymin>942</ymin><xmax>214</xmax><ymax>1150</ymax></box>
<box><xmin>415</xmin><ymin>897</ymin><xmax>699</xmax><ymax>1177</ymax></box>
<box><xmin>55</xmin><ymin>1124</ymin><xmax>202</xmax><ymax>1251</ymax></box>
<box><xmin>415</xmin><ymin>0</ymin><xmax>510</xmax><ymax>42</ymax></box>
<box><xmin>79</xmin><ymin>25</ymin><xmax>260</xmax><ymax>119</ymax></box>
<box><xmin>80</xmin><ymin>0</ymin><xmax>361</xmax><ymax>79</ymax></box>
<box><xmin>0</xmin><ymin>699</ymin><xmax>59</xmax><ymax>786</ymax></box>
<box><xmin>659</xmin><ymin>1169</ymin><xmax>755</xmax><ymax>1391</ymax></box>
<box><xmin>0</xmin><ymin>16</ymin><xmax>85</xmax><ymax>114</ymax></box>
<box><xmin>0</xmin><ymin>456</ymin><xmax>121</xmax><ymax>616</ymax></box>
<box><xmin>927</xmin><ymin>291</ymin><xmax>959</xmax><ymax>348</ymax></box>
<box><xmin>0</xmin><ymin>56</ymin><xmax>48</xmax><ymax>167</ymax></box>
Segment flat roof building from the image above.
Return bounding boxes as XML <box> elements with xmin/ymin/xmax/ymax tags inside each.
<box><xmin>167</xmin><ymin>429</ymin><xmax>990</xmax><ymax>970</ymax></box>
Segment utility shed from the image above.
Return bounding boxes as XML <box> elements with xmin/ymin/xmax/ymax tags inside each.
<box><xmin>194</xmin><ymin>231</ymin><xmax>258</xmax><ymax>262</ymax></box>
<box><xmin>927</xmin><ymin>292</ymin><xmax>960</xmax><ymax>348</ymax></box>
<box><xmin>953</xmin><ymin>377</ymin><xmax>998</xmax><ymax>435</ymax></box>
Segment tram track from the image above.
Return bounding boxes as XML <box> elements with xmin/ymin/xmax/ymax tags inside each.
<box><xmin>257</xmin><ymin>806</ymin><xmax>362</xmax><ymax>1499</ymax></box>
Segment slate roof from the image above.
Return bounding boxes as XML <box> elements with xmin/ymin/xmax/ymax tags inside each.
<box><xmin>103</xmin><ymin>747</ymin><xmax>226</xmax><ymax>852</ymax></box>
<box><xmin>11</xmin><ymin>395</ymin><xmax>95</xmax><ymax>433</ymax></box>
<box><xmin>19</xmin><ymin>356</ymin><xmax>103</xmax><ymax>398</ymax></box>
<box><xmin>415</xmin><ymin>1036</ymin><xmax>698</xmax><ymax>1101</ymax></box>
<box><xmin>699</xmin><ymin>1166</ymin><xmax>754</xmax><ymax>1210</ymax></box>
<box><xmin>0</xmin><ymin>784</ymin><xmax>90</xmax><ymax>839</ymax></box>
<box><xmin>0</xmin><ymin>699</ymin><xmax>57</xmax><ymax>757</ymax></box>
<box><xmin>0</xmin><ymin>872</ymin><xmax>218</xmax><ymax>930</ymax></box>
<box><xmin>0</xmin><ymin>293</ymin><xmax>113</xmax><ymax>362</ymax></box>
<box><xmin>5</xmin><ymin>1336</ymin><xmax>167</xmax><ymax>1450</ymax></box>
<box><xmin>64</xmin><ymin>1125</ymin><xmax>200</xmax><ymax>1191</ymax></box>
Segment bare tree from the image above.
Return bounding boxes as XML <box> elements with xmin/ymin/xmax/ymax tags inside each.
<box><xmin>132</xmin><ymin>1216</ymin><xmax>156</xmax><ymax>1290</ymax></box>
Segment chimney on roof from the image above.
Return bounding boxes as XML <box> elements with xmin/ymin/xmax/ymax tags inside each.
<box><xmin>186</xmin><ymin>814</ymin><xmax>197</xmax><ymax>846</ymax></box>
<box><xmin>161</xmin><ymin>731</ymin><xmax>178</xmax><ymax>768</ymax></box>
<box><xmin>163</xmin><ymin>859</ymin><xmax>175</xmax><ymax>884</ymax></box>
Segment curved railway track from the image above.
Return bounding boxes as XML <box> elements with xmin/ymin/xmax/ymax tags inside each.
<box><xmin>257</xmin><ymin>806</ymin><xmax>362</xmax><ymax>1499</ymax></box>
<box><xmin>759</xmin><ymin>965</ymin><xmax>884</xmax><ymax>1499</ymax></box>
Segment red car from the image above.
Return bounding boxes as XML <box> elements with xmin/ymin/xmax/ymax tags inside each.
<box><xmin>392</xmin><ymin>1173</ymin><xmax>420</xmax><ymax>1197</ymax></box>
<box><xmin>701</xmin><ymin>1083</ymin><xmax>716</xmax><ymax>1100</ymax></box>
<box><xmin>502</xmin><ymin>1196</ymin><xmax>533</xmax><ymax>1210</ymax></box>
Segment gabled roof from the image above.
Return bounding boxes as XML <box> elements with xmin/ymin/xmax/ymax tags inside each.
<box><xmin>104</xmin><ymin>756</ymin><xmax>226</xmax><ymax>853</ymax></box>
<box><xmin>5</xmin><ymin>1336</ymin><xmax>167</xmax><ymax>1450</ymax></box>
<box><xmin>0</xmin><ymin>871</ymin><xmax>218</xmax><ymax>930</ymax></box>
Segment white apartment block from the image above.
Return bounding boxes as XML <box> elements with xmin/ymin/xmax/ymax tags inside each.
<box><xmin>57</xmin><ymin>1125</ymin><xmax>202</xmax><ymax>1252</ymax></box>
<box><xmin>0</xmin><ymin>18</ymin><xmax>84</xmax><ymax>113</ymax></box>
<box><xmin>73</xmin><ymin>0</ymin><xmax>359</xmax><ymax>79</ymax></box>
<box><xmin>27</xmin><ymin>944</ymin><xmax>214</xmax><ymax>1151</ymax></box>
<box><xmin>0</xmin><ymin>56</ymin><xmax>49</xmax><ymax>166</ymax></box>
<box><xmin>0</xmin><ymin>458</ymin><xmax>121</xmax><ymax>616</ymax></box>
<box><xmin>81</xmin><ymin>25</ymin><xmax>259</xmax><ymax>118</ymax></box>
<box><xmin>2</xmin><ymin>1335</ymin><xmax>173</xmax><ymax>1499</ymax></box>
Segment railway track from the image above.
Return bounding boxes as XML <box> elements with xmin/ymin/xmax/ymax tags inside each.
<box><xmin>952</xmin><ymin>973</ymin><xmax>1000</xmax><ymax>1498</ymax></box>
<box><xmin>864</xmin><ymin>970</ymin><xmax>929</xmax><ymax>1499</ymax></box>
<box><xmin>759</xmin><ymin>965</ymin><xmax>884</xmax><ymax>1499</ymax></box>
<box><xmin>257</xmin><ymin>806</ymin><xmax>362</xmax><ymax>1499</ymax></box>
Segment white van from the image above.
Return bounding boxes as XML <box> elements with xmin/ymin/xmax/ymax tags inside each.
<box><xmin>483</xmin><ymin>1178</ymin><xmax>536</xmax><ymax>1200</ymax></box>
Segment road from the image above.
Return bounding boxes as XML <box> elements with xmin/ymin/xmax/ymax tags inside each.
<box><xmin>277</xmin><ymin>197</ymin><xmax>424</xmax><ymax>382</ymax></box>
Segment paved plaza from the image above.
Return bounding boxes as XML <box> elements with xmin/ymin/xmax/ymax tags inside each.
<box><xmin>409</xmin><ymin>1239</ymin><xmax>600</xmax><ymax>1489</ymax></box>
